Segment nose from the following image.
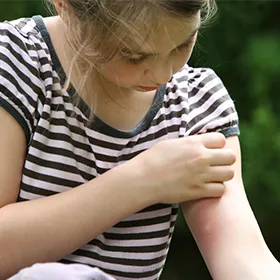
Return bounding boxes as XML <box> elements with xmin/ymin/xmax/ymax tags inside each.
<box><xmin>145</xmin><ymin>58</ymin><xmax>173</xmax><ymax>85</ymax></box>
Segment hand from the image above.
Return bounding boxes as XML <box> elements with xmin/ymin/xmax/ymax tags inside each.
<box><xmin>128</xmin><ymin>132</ymin><xmax>236</xmax><ymax>204</ymax></box>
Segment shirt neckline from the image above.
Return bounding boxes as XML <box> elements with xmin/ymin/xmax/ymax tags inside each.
<box><xmin>32</xmin><ymin>15</ymin><xmax>166</xmax><ymax>138</ymax></box>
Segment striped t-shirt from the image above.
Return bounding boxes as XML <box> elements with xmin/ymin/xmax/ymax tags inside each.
<box><xmin>0</xmin><ymin>16</ymin><xmax>239</xmax><ymax>280</ymax></box>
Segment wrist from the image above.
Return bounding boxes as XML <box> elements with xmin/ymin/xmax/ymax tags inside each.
<box><xmin>105</xmin><ymin>161</ymin><xmax>158</xmax><ymax>209</ymax></box>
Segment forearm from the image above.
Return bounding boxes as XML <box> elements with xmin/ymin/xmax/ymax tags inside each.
<box><xmin>0</xmin><ymin>164</ymin><xmax>154</xmax><ymax>279</ymax></box>
<box><xmin>183</xmin><ymin>186</ymin><xmax>279</xmax><ymax>280</ymax></box>
<box><xmin>182</xmin><ymin>136</ymin><xmax>280</xmax><ymax>279</ymax></box>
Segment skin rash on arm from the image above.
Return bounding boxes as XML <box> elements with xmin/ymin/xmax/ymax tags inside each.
<box><xmin>182</xmin><ymin>136</ymin><xmax>280</xmax><ymax>280</ymax></box>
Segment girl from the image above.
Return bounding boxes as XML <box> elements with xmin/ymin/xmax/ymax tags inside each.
<box><xmin>0</xmin><ymin>0</ymin><xmax>279</xmax><ymax>279</ymax></box>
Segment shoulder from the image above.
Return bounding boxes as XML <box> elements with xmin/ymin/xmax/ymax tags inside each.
<box><xmin>0</xmin><ymin>18</ymin><xmax>51</xmax><ymax>99</ymax></box>
<box><xmin>0</xmin><ymin>17</ymin><xmax>53</xmax><ymax>72</ymax></box>
<box><xmin>169</xmin><ymin>64</ymin><xmax>239</xmax><ymax>137</ymax></box>
<box><xmin>1</xmin><ymin>17</ymin><xmax>41</xmax><ymax>51</ymax></box>
<box><xmin>0</xmin><ymin>18</ymin><xmax>54</xmax><ymax>144</ymax></box>
<box><xmin>171</xmin><ymin>64</ymin><xmax>223</xmax><ymax>93</ymax></box>
<box><xmin>166</xmin><ymin>64</ymin><xmax>228</xmax><ymax>104</ymax></box>
<box><xmin>0</xmin><ymin>17</ymin><xmax>56</xmax><ymax>99</ymax></box>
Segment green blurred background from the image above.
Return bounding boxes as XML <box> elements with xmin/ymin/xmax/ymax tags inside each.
<box><xmin>1</xmin><ymin>1</ymin><xmax>280</xmax><ymax>279</ymax></box>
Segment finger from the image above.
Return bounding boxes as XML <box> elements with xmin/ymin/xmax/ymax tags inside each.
<box><xmin>208</xmin><ymin>149</ymin><xmax>236</xmax><ymax>166</ymax></box>
<box><xmin>206</xmin><ymin>166</ymin><xmax>235</xmax><ymax>182</ymax></box>
<box><xmin>198</xmin><ymin>132</ymin><xmax>226</xmax><ymax>149</ymax></box>
<box><xmin>198</xmin><ymin>182</ymin><xmax>225</xmax><ymax>199</ymax></box>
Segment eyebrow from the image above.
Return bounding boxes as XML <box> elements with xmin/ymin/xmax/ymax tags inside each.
<box><xmin>121</xmin><ymin>26</ymin><xmax>201</xmax><ymax>58</ymax></box>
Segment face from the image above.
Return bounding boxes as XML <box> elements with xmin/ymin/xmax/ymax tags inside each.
<box><xmin>97</xmin><ymin>12</ymin><xmax>201</xmax><ymax>93</ymax></box>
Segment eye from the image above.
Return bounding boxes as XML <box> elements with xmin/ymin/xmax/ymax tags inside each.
<box><xmin>176</xmin><ymin>42</ymin><xmax>192</xmax><ymax>52</ymax></box>
<box><xmin>124</xmin><ymin>56</ymin><xmax>147</xmax><ymax>65</ymax></box>
<box><xmin>175</xmin><ymin>36</ymin><xmax>196</xmax><ymax>53</ymax></box>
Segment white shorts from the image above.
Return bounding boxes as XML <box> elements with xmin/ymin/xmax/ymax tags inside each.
<box><xmin>8</xmin><ymin>263</ymin><xmax>116</xmax><ymax>280</ymax></box>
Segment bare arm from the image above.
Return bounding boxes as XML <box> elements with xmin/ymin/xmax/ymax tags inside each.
<box><xmin>0</xmin><ymin>104</ymin><xmax>239</xmax><ymax>279</ymax></box>
<box><xmin>0</xmin><ymin>107</ymin><xmax>155</xmax><ymax>279</ymax></box>
<box><xmin>182</xmin><ymin>136</ymin><xmax>280</xmax><ymax>279</ymax></box>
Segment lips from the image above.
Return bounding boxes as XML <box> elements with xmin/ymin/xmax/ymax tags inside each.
<box><xmin>140</xmin><ymin>86</ymin><xmax>161</xmax><ymax>91</ymax></box>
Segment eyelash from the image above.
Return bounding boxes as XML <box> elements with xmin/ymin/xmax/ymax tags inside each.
<box><xmin>125</xmin><ymin>56</ymin><xmax>148</xmax><ymax>65</ymax></box>
<box><xmin>175</xmin><ymin>40</ymin><xmax>193</xmax><ymax>52</ymax></box>
<box><xmin>124</xmin><ymin>37</ymin><xmax>195</xmax><ymax>65</ymax></box>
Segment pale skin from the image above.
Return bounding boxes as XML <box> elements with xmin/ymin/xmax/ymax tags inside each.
<box><xmin>0</xmin><ymin>1</ymin><xmax>279</xmax><ymax>280</ymax></box>
<box><xmin>45</xmin><ymin>8</ymin><xmax>200</xmax><ymax>131</ymax></box>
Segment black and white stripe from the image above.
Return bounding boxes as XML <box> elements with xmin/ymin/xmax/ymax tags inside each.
<box><xmin>0</xmin><ymin>16</ymin><xmax>239</xmax><ymax>280</ymax></box>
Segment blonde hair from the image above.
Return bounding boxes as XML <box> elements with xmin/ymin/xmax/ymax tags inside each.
<box><xmin>45</xmin><ymin>0</ymin><xmax>217</xmax><ymax>118</ymax></box>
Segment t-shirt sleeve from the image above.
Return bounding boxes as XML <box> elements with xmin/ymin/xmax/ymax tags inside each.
<box><xmin>0</xmin><ymin>22</ymin><xmax>44</xmax><ymax>145</ymax></box>
<box><xmin>186</xmin><ymin>67</ymin><xmax>239</xmax><ymax>137</ymax></box>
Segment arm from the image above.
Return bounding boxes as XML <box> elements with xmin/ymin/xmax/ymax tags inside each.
<box><xmin>0</xmin><ymin>107</ymin><xmax>155</xmax><ymax>279</ymax></box>
<box><xmin>182</xmin><ymin>136</ymin><xmax>280</xmax><ymax>280</ymax></box>
<box><xmin>0</xmin><ymin>103</ymin><xmax>237</xmax><ymax>279</ymax></box>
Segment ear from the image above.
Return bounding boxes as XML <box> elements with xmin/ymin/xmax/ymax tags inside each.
<box><xmin>52</xmin><ymin>0</ymin><xmax>71</xmax><ymax>24</ymax></box>
<box><xmin>53</xmin><ymin>0</ymin><xmax>67</xmax><ymax>16</ymax></box>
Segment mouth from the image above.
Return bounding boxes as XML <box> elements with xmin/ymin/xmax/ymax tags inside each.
<box><xmin>139</xmin><ymin>85</ymin><xmax>161</xmax><ymax>91</ymax></box>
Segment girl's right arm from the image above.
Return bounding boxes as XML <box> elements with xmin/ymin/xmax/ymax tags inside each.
<box><xmin>0</xmin><ymin>106</ymin><xmax>235</xmax><ymax>279</ymax></box>
<box><xmin>0</xmin><ymin>107</ymin><xmax>156</xmax><ymax>279</ymax></box>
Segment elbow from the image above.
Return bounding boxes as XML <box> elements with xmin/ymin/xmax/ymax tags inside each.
<box><xmin>0</xmin><ymin>214</ymin><xmax>26</xmax><ymax>279</ymax></box>
<box><xmin>0</xmin><ymin>241</ymin><xmax>34</xmax><ymax>280</ymax></box>
<box><xmin>0</xmin><ymin>252</ymin><xmax>19</xmax><ymax>280</ymax></box>
<box><xmin>0</xmin><ymin>238</ymin><xmax>19</xmax><ymax>279</ymax></box>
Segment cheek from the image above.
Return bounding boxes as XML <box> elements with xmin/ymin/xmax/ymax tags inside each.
<box><xmin>174</xmin><ymin>46</ymin><xmax>195</xmax><ymax>73</ymax></box>
<box><xmin>99</xmin><ymin>62</ymin><xmax>143</xmax><ymax>86</ymax></box>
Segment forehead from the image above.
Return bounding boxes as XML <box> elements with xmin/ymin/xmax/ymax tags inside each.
<box><xmin>135</xmin><ymin>13</ymin><xmax>201</xmax><ymax>51</ymax></box>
